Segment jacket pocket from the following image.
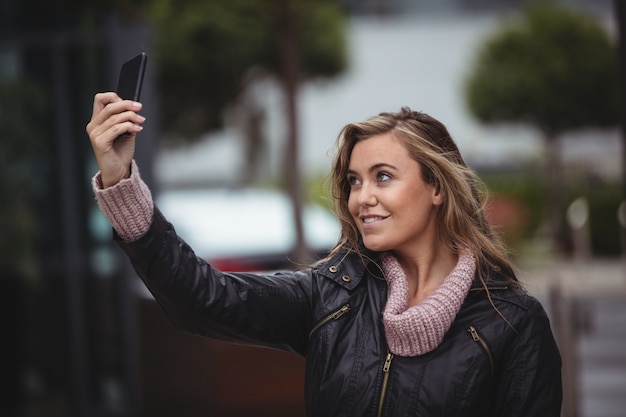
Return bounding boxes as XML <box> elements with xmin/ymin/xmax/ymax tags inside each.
<box><xmin>467</xmin><ymin>325</ymin><xmax>494</xmax><ymax>375</ymax></box>
<box><xmin>309</xmin><ymin>304</ymin><xmax>351</xmax><ymax>338</ymax></box>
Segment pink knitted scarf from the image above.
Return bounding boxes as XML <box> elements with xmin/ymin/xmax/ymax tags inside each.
<box><xmin>381</xmin><ymin>251</ymin><xmax>476</xmax><ymax>356</ymax></box>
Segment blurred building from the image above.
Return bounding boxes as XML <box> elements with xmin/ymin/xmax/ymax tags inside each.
<box><xmin>0</xmin><ymin>3</ymin><xmax>158</xmax><ymax>416</ymax></box>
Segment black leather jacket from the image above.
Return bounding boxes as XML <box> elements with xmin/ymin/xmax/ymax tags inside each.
<box><xmin>118</xmin><ymin>208</ymin><xmax>562</xmax><ymax>417</ymax></box>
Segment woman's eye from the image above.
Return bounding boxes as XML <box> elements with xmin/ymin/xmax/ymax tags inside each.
<box><xmin>348</xmin><ymin>176</ymin><xmax>361</xmax><ymax>186</ymax></box>
<box><xmin>377</xmin><ymin>172</ymin><xmax>391</xmax><ymax>182</ymax></box>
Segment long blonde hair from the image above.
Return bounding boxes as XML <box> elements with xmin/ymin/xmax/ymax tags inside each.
<box><xmin>329</xmin><ymin>107</ymin><xmax>517</xmax><ymax>282</ymax></box>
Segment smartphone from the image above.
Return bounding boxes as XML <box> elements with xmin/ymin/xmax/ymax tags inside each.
<box><xmin>115</xmin><ymin>53</ymin><xmax>147</xmax><ymax>140</ymax></box>
<box><xmin>116</xmin><ymin>52</ymin><xmax>147</xmax><ymax>101</ymax></box>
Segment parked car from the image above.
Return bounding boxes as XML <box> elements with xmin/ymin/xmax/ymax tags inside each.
<box><xmin>156</xmin><ymin>187</ymin><xmax>340</xmax><ymax>271</ymax></box>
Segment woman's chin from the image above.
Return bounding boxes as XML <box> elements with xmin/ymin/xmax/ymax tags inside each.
<box><xmin>361</xmin><ymin>239</ymin><xmax>391</xmax><ymax>253</ymax></box>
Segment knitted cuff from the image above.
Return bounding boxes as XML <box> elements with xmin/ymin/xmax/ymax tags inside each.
<box><xmin>92</xmin><ymin>160</ymin><xmax>154</xmax><ymax>242</ymax></box>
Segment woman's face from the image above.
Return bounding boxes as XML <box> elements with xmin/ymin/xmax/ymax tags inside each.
<box><xmin>347</xmin><ymin>133</ymin><xmax>443</xmax><ymax>256</ymax></box>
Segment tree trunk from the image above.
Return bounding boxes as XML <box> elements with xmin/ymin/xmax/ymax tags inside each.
<box><xmin>544</xmin><ymin>133</ymin><xmax>566</xmax><ymax>255</ymax></box>
<box><xmin>240</xmin><ymin>98</ymin><xmax>266</xmax><ymax>186</ymax></box>
<box><xmin>278</xmin><ymin>2</ymin><xmax>310</xmax><ymax>264</ymax></box>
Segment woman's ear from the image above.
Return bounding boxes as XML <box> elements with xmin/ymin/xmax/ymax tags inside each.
<box><xmin>432</xmin><ymin>185</ymin><xmax>445</xmax><ymax>206</ymax></box>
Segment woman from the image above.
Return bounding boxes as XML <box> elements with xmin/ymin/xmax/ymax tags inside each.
<box><xmin>87</xmin><ymin>93</ymin><xmax>562</xmax><ymax>416</ymax></box>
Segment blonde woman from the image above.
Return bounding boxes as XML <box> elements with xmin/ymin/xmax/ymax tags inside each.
<box><xmin>87</xmin><ymin>93</ymin><xmax>562</xmax><ymax>416</ymax></box>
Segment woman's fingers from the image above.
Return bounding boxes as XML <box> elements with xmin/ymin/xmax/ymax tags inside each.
<box><xmin>89</xmin><ymin>109</ymin><xmax>145</xmax><ymax>147</ymax></box>
<box><xmin>90</xmin><ymin>92</ymin><xmax>120</xmax><ymax>119</ymax></box>
<box><xmin>86</xmin><ymin>92</ymin><xmax>146</xmax><ymax>187</ymax></box>
<box><xmin>87</xmin><ymin>94</ymin><xmax>143</xmax><ymax>146</ymax></box>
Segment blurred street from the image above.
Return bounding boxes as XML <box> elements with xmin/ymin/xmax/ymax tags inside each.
<box><xmin>520</xmin><ymin>259</ymin><xmax>626</xmax><ymax>417</ymax></box>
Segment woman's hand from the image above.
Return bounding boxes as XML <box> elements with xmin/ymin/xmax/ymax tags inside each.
<box><xmin>86</xmin><ymin>92</ymin><xmax>146</xmax><ymax>188</ymax></box>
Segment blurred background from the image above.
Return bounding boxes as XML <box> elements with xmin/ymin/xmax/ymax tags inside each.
<box><xmin>1</xmin><ymin>0</ymin><xmax>624</xmax><ymax>416</ymax></box>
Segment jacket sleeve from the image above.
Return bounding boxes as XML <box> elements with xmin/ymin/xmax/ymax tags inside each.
<box><xmin>494</xmin><ymin>298</ymin><xmax>563</xmax><ymax>416</ymax></box>
<box><xmin>115</xmin><ymin>207</ymin><xmax>314</xmax><ymax>356</ymax></box>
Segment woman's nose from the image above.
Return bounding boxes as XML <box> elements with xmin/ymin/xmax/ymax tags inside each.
<box><xmin>357</xmin><ymin>182</ymin><xmax>377</xmax><ymax>207</ymax></box>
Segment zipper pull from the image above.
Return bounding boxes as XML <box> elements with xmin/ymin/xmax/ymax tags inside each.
<box><xmin>468</xmin><ymin>325</ymin><xmax>480</xmax><ymax>341</ymax></box>
<box><xmin>467</xmin><ymin>325</ymin><xmax>495</xmax><ymax>372</ymax></box>
<box><xmin>331</xmin><ymin>304</ymin><xmax>350</xmax><ymax>320</ymax></box>
<box><xmin>308</xmin><ymin>304</ymin><xmax>351</xmax><ymax>338</ymax></box>
<box><xmin>383</xmin><ymin>352</ymin><xmax>394</xmax><ymax>372</ymax></box>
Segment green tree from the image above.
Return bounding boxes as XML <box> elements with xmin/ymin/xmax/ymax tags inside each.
<box><xmin>149</xmin><ymin>0</ymin><xmax>347</xmax><ymax>261</ymax></box>
<box><xmin>465</xmin><ymin>4</ymin><xmax>619</xmax><ymax>254</ymax></box>
<box><xmin>150</xmin><ymin>0</ymin><xmax>346</xmax><ymax>137</ymax></box>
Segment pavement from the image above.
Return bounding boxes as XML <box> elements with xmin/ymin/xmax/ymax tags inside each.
<box><xmin>517</xmin><ymin>258</ymin><xmax>626</xmax><ymax>417</ymax></box>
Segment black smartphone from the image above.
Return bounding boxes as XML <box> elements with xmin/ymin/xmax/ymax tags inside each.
<box><xmin>116</xmin><ymin>52</ymin><xmax>147</xmax><ymax>101</ymax></box>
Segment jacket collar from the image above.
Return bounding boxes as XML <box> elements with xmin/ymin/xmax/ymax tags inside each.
<box><xmin>469</xmin><ymin>268</ymin><xmax>515</xmax><ymax>291</ymax></box>
<box><xmin>316</xmin><ymin>245</ymin><xmax>381</xmax><ymax>290</ymax></box>
<box><xmin>317</xmin><ymin>245</ymin><xmax>516</xmax><ymax>292</ymax></box>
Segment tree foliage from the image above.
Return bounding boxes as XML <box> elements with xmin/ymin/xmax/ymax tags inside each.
<box><xmin>464</xmin><ymin>4</ymin><xmax>620</xmax><ymax>254</ymax></box>
<box><xmin>465</xmin><ymin>4</ymin><xmax>619</xmax><ymax>136</ymax></box>
<box><xmin>149</xmin><ymin>0</ymin><xmax>347</xmax><ymax>140</ymax></box>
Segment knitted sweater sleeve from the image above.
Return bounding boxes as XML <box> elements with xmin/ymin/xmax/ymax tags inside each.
<box><xmin>92</xmin><ymin>160</ymin><xmax>154</xmax><ymax>242</ymax></box>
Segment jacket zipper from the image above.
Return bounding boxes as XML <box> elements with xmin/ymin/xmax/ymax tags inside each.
<box><xmin>376</xmin><ymin>352</ymin><xmax>394</xmax><ymax>417</ymax></box>
<box><xmin>308</xmin><ymin>304</ymin><xmax>351</xmax><ymax>338</ymax></box>
<box><xmin>467</xmin><ymin>325</ymin><xmax>494</xmax><ymax>372</ymax></box>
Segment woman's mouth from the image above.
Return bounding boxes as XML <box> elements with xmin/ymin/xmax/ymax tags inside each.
<box><xmin>361</xmin><ymin>215</ymin><xmax>387</xmax><ymax>224</ymax></box>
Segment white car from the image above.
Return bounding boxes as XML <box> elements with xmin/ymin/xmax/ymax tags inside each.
<box><xmin>156</xmin><ymin>187</ymin><xmax>341</xmax><ymax>271</ymax></box>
